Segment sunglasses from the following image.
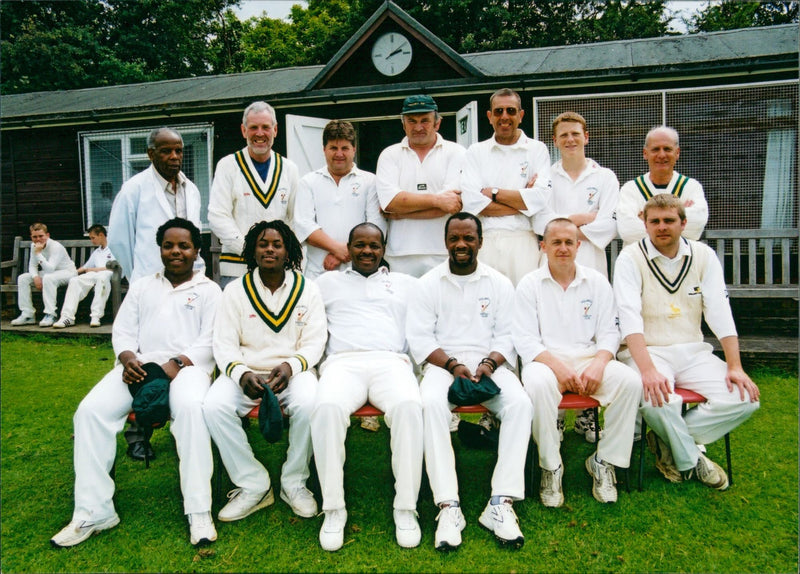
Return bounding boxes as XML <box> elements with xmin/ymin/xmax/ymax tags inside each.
<box><xmin>492</xmin><ymin>107</ymin><xmax>519</xmax><ymax>116</ymax></box>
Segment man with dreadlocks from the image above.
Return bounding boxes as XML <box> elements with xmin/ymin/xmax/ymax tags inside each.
<box><xmin>203</xmin><ymin>220</ymin><xmax>327</xmax><ymax>525</ymax></box>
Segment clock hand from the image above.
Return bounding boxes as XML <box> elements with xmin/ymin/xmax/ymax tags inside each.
<box><xmin>386</xmin><ymin>46</ymin><xmax>404</xmax><ymax>59</ymax></box>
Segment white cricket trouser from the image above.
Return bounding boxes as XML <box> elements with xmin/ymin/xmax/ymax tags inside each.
<box><xmin>203</xmin><ymin>371</ymin><xmax>317</xmax><ymax>494</ymax></box>
<box><xmin>311</xmin><ymin>351</ymin><xmax>423</xmax><ymax>512</ymax></box>
<box><xmin>521</xmin><ymin>356</ymin><xmax>642</xmax><ymax>471</ymax></box>
<box><xmin>72</xmin><ymin>365</ymin><xmax>213</xmax><ymax>521</ymax></box>
<box><xmin>479</xmin><ymin>230</ymin><xmax>540</xmax><ymax>286</ymax></box>
<box><xmin>420</xmin><ymin>352</ymin><xmax>533</xmax><ymax>503</ymax></box>
<box><xmin>60</xmin><ymin>270</ymin><xmax>113</xmax><ymax>322</ymax></box>
<box><xmin>384</xmin><ymin>254</ymin><xmax>446</xmax><ymax>278</ymax></box>
<box><xmin>620</xmin><ymin>342</ymin><xmax>759</xmax><ymax>471</ymax></box>
<box><xmin>17</xmin><ymin>269</ymin><xmax>76</xmax><ymax>316</ymax></box>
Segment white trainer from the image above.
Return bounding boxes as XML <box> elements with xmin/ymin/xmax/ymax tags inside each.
<box><xmin>50</xmin><ymin>514</ymin><xmax>120</xmax><ymax>548</ymax></box>
<box><xmin>360</xmin><ymin>415</ymin><xmax>381</xmax><ymax>431</ymax></box>
<box><xmin>39</xmin><ymin>313</ymin><xmax>57</xmax><ymax>327</ymax></box>
<box><xmin>574</xmin><ymin>409</ymin><xmax>603</xmax><ymax>443</ymax></box>
<box><xmin>449</xmin><ymin>412</ymin><xmax>461</xmax><ymax>432</ymax></box>
<box><xmin>52</xmin><ymin>317</ymin><xmax>74</xmax><ymax>329</ymax></box>
<box><xmin>585</xmin><ymin>454</ymin><xmax>618</xmax><ymax>503</ymax></box>
<box><xmin>691</xmin><ymin>453</ymin><xmax>729</xmax><ymax>490</ymax></box>
<box><xmin>540</xmin><ymin>465</ymin><xmax>564</xmax><ymax>508</ymax></box>
<box><xmin>434</xmin><ymin>504</ymin><xmax>465</xmax><ymax>551</ymax></box>
<box><xmin>188</xmin><ymin>511</ymin><xmax>217</xmax><ymax>546</ymax></box>
<box><xmin>478</xmin><ymin>498</ymin><xmax>524</xmax><ymax>548</ymax></box>
<box><xmin>319</xmin><ymin>508</ymin><xmax>347</xmax><ymax>552</ymax></box>
<box><xmin>10</xmin><ymin>314</ymin><xmax>35</xmax><ymax>326</ymax></box>
<box><xmin>280</xmin><ymin>485</ymin><xmax>317</xmax><ymax>518</ymax></box>
<box><xmin>90</xmin><ymin>318</ymin><xmax>102</xmax><ymax>328</ymax></box>
<box><xmin>218</xmin><ymin>487</ymin><xmax>274</xmax><ymax>522</ymax></box>
<box><xmin>393</xmin><ymin>509</ymin><xmax>421</xmax><ymax>548</ymax></box>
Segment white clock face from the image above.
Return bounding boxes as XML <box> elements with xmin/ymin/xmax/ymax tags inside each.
<box><xmin>371</xmin><ymin>32</ymin><xmax>413</xmax><ymax>77</ymax></box>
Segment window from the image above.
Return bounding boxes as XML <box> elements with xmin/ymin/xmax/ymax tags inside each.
<box><xmin>534</xmin><ymin>81</ymin><xmax>798</xmax><ymax>230</ymax></box>
<box><xmin>79</xmin><ymin>124</ymin><xmax>214</xmax><ymax>229</ymax></box>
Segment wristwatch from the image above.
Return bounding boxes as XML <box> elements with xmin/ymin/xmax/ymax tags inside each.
<box><xmin>491</xmin><ymin>188</ymin><xmax>498</xmax><ymax>202</ymax></box>
<box><xmin>170</xmin><ymin>356</ymin><xmax>185</xmax><ymax>369</ymax></box>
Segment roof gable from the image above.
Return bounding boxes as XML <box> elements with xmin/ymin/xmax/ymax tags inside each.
<box><xmin>307</xmin><ymin>1</ymin><xmax>484</xmax><ymax>90</ymax></box>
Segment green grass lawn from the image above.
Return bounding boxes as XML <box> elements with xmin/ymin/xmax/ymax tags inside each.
<box><xmin>1</xmin><ymin>332</ymin><xmax>797</xmax><ymax>573</ymax></box>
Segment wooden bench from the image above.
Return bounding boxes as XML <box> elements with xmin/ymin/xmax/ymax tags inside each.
<box><xmin>608</xmin><ymin>228</ymin><xmax>799</xmax><ymax>299</ymax></box>
<box><xmin>1</xmin><ymin>236</ymin><xmax>126</xmax><ymax>318</ymax></box>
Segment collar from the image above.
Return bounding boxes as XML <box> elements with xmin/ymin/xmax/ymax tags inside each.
<box><xmin>401</xmin><ymin>133</ymin><xmax>444</xmax><ymax>151</ymax></box>
<box><xmin>643</xmin><ymin>236</ymin><xmax>691</xmax><ymax>262</ymax></box>
<box><xmin>553</xmin><ymin>158</ymin><xmax>599</xmax><ymax>180</ymax></box>
<box><xmin>442</xmin><ymin>260</ymin><xmax>490</xmax><ymax>284</ymax></box>
<box><xmin>150</xmin><ymin>164</ymin><xmax>186</xmax><ymax>190</ymax></box>
<box><xmin>320</xmin><ymin>163</ymin><xmax>360</xmax><ymax>182</ymax></box>
<box><xmin>541</xmin><ymin>261</ymin><xmax>586</xmax><ymax>288</ymax></box>
<box><xmin>344</xmin><ymin>265</ymin><xmax>389</xmax><ymax>280</ymax></box>
<box><xmin>489</xmin><ymin>130</ymin><xmax>530</xmax><ymax>151</ymax></box>
<box><xmin>154</xmin><ymin>268</ymin><xmax>207</xmax><ymax>289</ymax></box>
<box><xmin>644</xmin><ymin>170</ymin><xmax>678</xmax><ymax>188</ymax></box>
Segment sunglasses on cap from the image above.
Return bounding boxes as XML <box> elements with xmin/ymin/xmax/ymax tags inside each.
<box><xmin>492</xmin><ymin>107</ymin><xmax>519</xmax><ymax>116</ymax></box>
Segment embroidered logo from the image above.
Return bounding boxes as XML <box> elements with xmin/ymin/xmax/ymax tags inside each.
<box><xmin>351</xmin><ymin>182</ymin><xmax>361</xmax><ymax>197</ymax></box>
<box><xmin>586</xmin><ymin>186</ymin><xmax>599</xmax><ymax>206</ymax></box>
<box><xmin>519</xmin><ymin>161</ymin><xmax>529</xmax><ymax>178</ymax></box>
<box><xmin>417</xmin><ymin>183</ymin><xmax>428</xmax><ymax>191</ymax></box>
<box><xmin>295</xmin><ymin>305</ymin><xmax>308</xmax><ymax>327</ymax></box>
<box><xmin>581</xmin><ymin>298</ymin><xmax>593</xmax><ymax>320</ymax></box>
<box><xmin>280</xmin><ymin>187</ymin><xmax>288</xmax><ymax>204</ymax></box>
<box><xmin>668</xmin><ymin>303</ymin><xmax>681</xmax><ymax>319</ymax></box>
<box><xmin>688</xmin><ymin>285</ymin><xmax>702</xmax><ymax>296</ymax></box>
<box><xmin>184</xmin><ymin>292</ymin><xmax>199</xmax><ymax>310</ymax></box>
<box><xmin>479</xmin><ymin>297</ymin><xmax>491</xmax><ymax>318</ymax></box>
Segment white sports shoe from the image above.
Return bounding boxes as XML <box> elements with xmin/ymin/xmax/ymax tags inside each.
<box><xmin>574</xmin><ymin>409</ymin><xmax>603</xmax><ymax>443</ymax></box>
<box><xmin>434</xmin><ymin>504</ymin><xmax>465</xmax><ymax>551</ymax></box>
<box><xmin>218</xmin><ymin>487</ymin><xmax>274</xmax><ymax>522</ymax></box>
<box><xmin>188</xmin><ymin>511</ymin><xmax>217</xmax><ymax>546</ymax></box>
<box><xmin>50</xmin><ymin>514</ymin><xmax>120</xmax><ymax>548</ymax></box>
<box><xmin>52</xmin><ymin>317</ymin><xmax>74</xmax><ymax>329</ymax></box>
<box><xmin>90</xmin><ymin>317</ymin><xmax>102</xmax><ymax>328</ymax></box>
<box><xmin>39</xmin><ymin>313</ymin><xmax>57</xmax><ymax>327</ymax></box>
<box><xmin>10</xmin><ymin>314</ymin><xmax>35</xmax><ymax>326</ymax></box>
<box><xmin>690</xmin><ymin>453</ymin><xmax>729</xmax><ymax>490</ymax></box>
<box><xmin>449</xmin><ymin>412</ymin><xmax>461</xmax><ymax>432</ymax></box>
<box><xmin>540</xmin><ymin>465</ymin><xmax>564</xmax><ymax>508</ymax></box>
<box><xmin>585</xmin><ymin>454</ymin><xmax>618</xmax><ymax>503</ymax></box>
<box><xmin>280</xmin><ymin>485</ymin><xmax>317</xmax><ymax>518</ymax></box>
<box><xmin>393</xmin><ymin>509</ymin><xmax>421</xmax><ymax>548</ymax></box>
<box><xmin>478</xmin><ymin>498</ymin><xmax>524</xmax><ymax>548</ymax></box>
<box><xmin>319</xmin><ymin>508</ymin><xmax>347</xmax><ymax>552</ymax></box>
<box><xmin>360</xmin><ymin>415</ymin><xmax>381</xmax><ymax>431</ymax></box>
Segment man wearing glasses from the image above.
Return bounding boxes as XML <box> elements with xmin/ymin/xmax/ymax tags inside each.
<box><xmin>461</xmin><ymin>88</ymin><xmax>552</xmax><ymax>286</ymax></box>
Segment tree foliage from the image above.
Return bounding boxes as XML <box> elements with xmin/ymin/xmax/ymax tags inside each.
<box><xmin>2</xmin><ymin>0</ymin><xmax>795</xmax><ymax>95</ymax></box>
<box><xmin>688</xmin><ymin>1</ymin><xmax>798</xmax><ymax>33</ymax></box>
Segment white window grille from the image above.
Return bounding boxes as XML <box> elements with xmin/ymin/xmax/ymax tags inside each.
<box><xmin>533</xmin><ymin>81</ymin><xmax>798</xmax><ymax>230</ymax></box>
<box><xmin>78</xmin><ymin>123</ymin><xmax>214</xmax><ymax>229</ymax></box>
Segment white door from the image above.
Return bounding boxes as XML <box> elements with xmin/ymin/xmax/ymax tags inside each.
<box><xmin>286</xmin><ymin>114</ymin><xmax>330</xmax><ymax>176</ymax></box>
<box><xmin>456</xmin><ymin>101</ymin><xmax>479</xmax><ymax>149</ymax></box>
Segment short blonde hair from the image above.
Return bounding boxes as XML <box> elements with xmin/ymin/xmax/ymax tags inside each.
<box><xmin>29</xmin><ymin>222</ymin><xmax>48</xmax><ymax>233</ymax></box>
<box><xmin>552</xmin><ymin>111</ymin><xmax>587</xmax><ymax>134</ymax></box>
<box><xmin>643</xmin><ymin>193</ymin><xmax>686</xmax><ymax>221</ymax></box>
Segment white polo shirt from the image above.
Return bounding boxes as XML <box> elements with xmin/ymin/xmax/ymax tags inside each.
<box><xmin>294</xmin><ymin>165</ymin><xmax>386</xmax><ymax>277</ymax></box>
<box><xmin>513</xmin><ymin>263</ymin><xmax>620</xmax><ymax>364</ymax></box>
<box><xmin>547</xmin><ymin>159</ymin><xmax>619</xmax><ymax>275</ymax></box>
<box><xmin>83</xmin><ymin>245</ymin><xmax>116</xmax><ymax>269</ymax></box>
<box><xmin>406</xmin><ymin>261</ymin><xmax>516</xmax><ymax>364</ymax></box>
<box><xmin>112</xmin><ymin>270</ymin><xmax>221</xmax><ymax>374</ymax></box>
<box><xmin>613</xmin><ymin>237</ymin><xmax>737</xmax><ymax>341</ymax></box>
<box><xmin>460</xmin><ymin>132</ymin><xmax>552</xmax><ymax>233</ymax></box>
<box><xmin>316</xmin><ymin>266</ymin><xmax>416</xmax><ymax>356</ymax></box>
<box><xmin>376</xmin><ymin>134</ymin><xmax>465</xmax><ymax>257</ymax></box>
<box><xmin>617</xmin><ymin>171</ymin><xmax>708</xmax><ymax>246</ymax></box>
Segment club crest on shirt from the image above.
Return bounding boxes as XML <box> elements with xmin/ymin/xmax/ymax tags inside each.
<box><xmin>668</xmin><ymin>303</ymin><xmax>681</xmax><ymax>319</ymax></box>
<box><xmin>519</xmin><ymin>161</ymin><xmax>529</xmax><ymax>179</ymax></box>
<box><xmin>581</xmin><ymin>298</ymin><xmax>593</xmax><ymax>320</ymax></box>
<box><xmin>351</xmin><ymin>182</ymin><xmax>361</xmax><ymax>197</ymax></box>
<box><xmin>184</xmin><ymin>292</ymin><xmax>199</xmax><ymax>310</ymax></box>
<box><xmin>280</xmin><ymin>187</ymin><xmax>289</xmax><ymax>204</ymax></box>
<box><xmin>586</xmin><ymin>186</ymin><xmax>599</xmax><ymax>206</ymax></box>
<box><xmin>479</xmin><ymin>297</ymin><xmax>491</xmax><ymax>318</ymax></box>
<box><xmin>688</xmin><ymin>285</ymin><xmax>702</xmax><ymax>296</ymax></box>
<box><xmin>295</xmin><ymin>305</ymin><xmax>308</xmax><ymax>327</ymax></box>
<box><xmin>382</xmin><ymin>280</ymin><xmax>394</xmax><ymax>294</ymax></box>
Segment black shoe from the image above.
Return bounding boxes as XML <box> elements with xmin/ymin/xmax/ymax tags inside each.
<box><xmin>127</xmin><ymin>441</ymin><xmax>155</xmax><ymax>462</ymax></box>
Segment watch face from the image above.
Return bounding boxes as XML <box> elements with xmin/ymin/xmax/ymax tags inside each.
<box><xmin>371</xmin><ymin>32</ymin><xmax>413</xmax><ymax>77</ymax></box>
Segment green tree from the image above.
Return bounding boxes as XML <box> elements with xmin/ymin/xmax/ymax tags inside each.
<box><xmin>688</xmin><ymin>1</ymin><xmax>798</xmax><ymax>32</ymax></box>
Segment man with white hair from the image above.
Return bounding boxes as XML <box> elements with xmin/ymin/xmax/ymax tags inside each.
<box><xmin>208</xmin><ymin>101</ymin><xmax>300</xmax><ymax>287</ymax></box>
<box><xmin>616</xmin><ymin>126</ymin><xmax>708</xmax><ymax>247</ymax></box>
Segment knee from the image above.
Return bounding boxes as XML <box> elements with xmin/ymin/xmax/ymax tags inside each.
<box><xmin>389</xmin><ymin>399</ymin><xmax>423</xmax><ymax>421</ymax></box>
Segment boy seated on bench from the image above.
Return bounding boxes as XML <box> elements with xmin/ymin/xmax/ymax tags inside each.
<box><xmin>11</xmin><ymin>222</ymin><xmax>77</xmax><ymax>327</ymax></box>
<box><xmin>53</xmin><ymin>224</ymin><xmax>116</xmax><ymax>329</ymax></box>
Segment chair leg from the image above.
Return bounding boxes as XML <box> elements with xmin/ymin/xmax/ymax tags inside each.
<box><xmin>724</xmin><ymin>433</ymin><xmax>733</xmax><ymax>486</ymax></box>
<box><xmin>638</xmin><ymin>418</ymin><xmax>648</xmax><ymax>491</ymax></box>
